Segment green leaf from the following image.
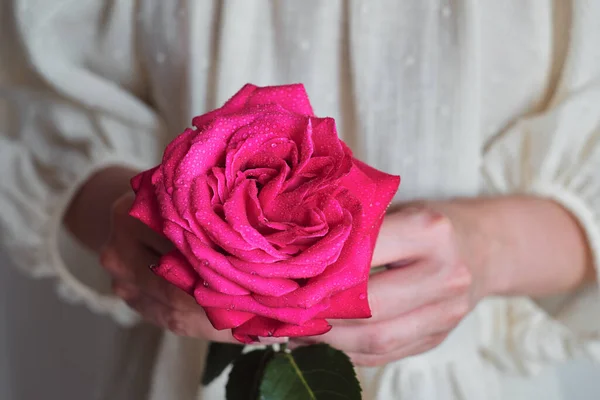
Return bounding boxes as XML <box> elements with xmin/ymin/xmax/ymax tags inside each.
<box><xmin>226</xmin><ymin>349</ymin><xmax>274</xmax><ymax>400</ymax></box>
<box><xmin>201</xmin><ymin>342</ymin><xmax>245</xmax><ymax>386</ymax></box>
<box><xmin>259</xmin><ymin>344</ymin><xmax>361</xmax><ymax>400</ymax></box>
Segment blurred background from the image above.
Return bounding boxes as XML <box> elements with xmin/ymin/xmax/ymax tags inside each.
<box><xmin>0</xmin><ymin>253</ymin><xmax>161</xmax><ymax>400</ymax></box>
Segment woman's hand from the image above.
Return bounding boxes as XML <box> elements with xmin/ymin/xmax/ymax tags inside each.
<box><xmin>290</xmin><ymin>197</ymin><xmax>593</xmax><ymax>366</ymax></box>
<box><xmin>289</xmin><ymin>203</ymin><xmax>482</xmax><ymax>366</ymax></box>
<box><xmin>65</xmin><ymin>167</ymin><xmax>236</xmax><ymax>342</ymax></box>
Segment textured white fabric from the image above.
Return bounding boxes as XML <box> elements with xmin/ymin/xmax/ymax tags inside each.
<box><xmin>1</xmin><ymin>0</ymin><xmax>600</xmax><ymax>399</ymax></box>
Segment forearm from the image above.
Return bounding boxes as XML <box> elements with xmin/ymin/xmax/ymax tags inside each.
<box><xmin>64</xmin><ymin>166</ymin><xmax>139</xmax><ymax>252</ymax></box>
<box><xmin>438</xmin><ymin>196</ymin><xmax>594</xmax><ymax>298</ymax></box>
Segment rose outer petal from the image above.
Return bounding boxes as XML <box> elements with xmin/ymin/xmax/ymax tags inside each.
<box><xmin>204</xmin><ymin>307</ymin><xmax>255</xmax><ymax>330</ymax></box>
<box><xmin>194</xmin><ymin>285</ymin><xmax>330</xmax><ymax>326</ymax></box>
<box><xmin>245</xmin><ymin>84</ymin><xmax>314</xmax><ymax>116</ymax></box>
<box><xmin>340</xmin><ymin>158</ymin><xmax>401</xmax><ymax>237</ymax></box>
<box><xmin>231</xmin><ymin>317</ymin><xmax>331</xmax><ymax>343</ymax></box>
<box><xmin>129</xmin><ymin>167</ymin><xmax>163</xmax><ymax>234</ymax></box>
<box><xmin>315</xmin><ymin>281</ymin><xmax>371</xmax><ymax>319</ymax></box>
<box><xmin>153</xmin><ymin>250</ymin><xmax>198</xmax><ymax>295</ymax></box>
<box><xmin>192</xmin><ymin>84</ymin><xmax>314</xmax><ymax>130</ymax></box>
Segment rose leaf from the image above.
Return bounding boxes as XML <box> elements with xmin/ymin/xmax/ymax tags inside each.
<box><xmin>259</xmin><ymin>343</ymin><xmax>361</xmax><ymax>400</ymax></box>
<box><xmin>201</xmin><ymin>342</ymin><xmax>246</xmax><ymax>386</ymax></box>
<box><xmin>225</xmin><ymin>348</ymin><xmax>275</xmax><ymax>400</ymax></box>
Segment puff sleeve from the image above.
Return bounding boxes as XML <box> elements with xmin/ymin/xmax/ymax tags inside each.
<box><xmin>0</xmin><ymin>0</ymin><xmax>164</xmax><ymax>323</ymax></box>
<box><xmin>480</xmin><ymin>0</ymin><xmax>600</xmax><ymax>375</ymax></box>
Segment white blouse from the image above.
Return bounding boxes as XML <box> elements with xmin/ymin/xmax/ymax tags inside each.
<box><xmin>1</xmin><ymin>0</ymin><xmax>600</xmax><ymax>399</ymax></box>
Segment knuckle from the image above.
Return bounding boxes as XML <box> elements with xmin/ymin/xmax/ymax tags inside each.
<box><xmin>429</xmin><ymin>213</ymin><xmax>454</xmax><ymax>238</ymax></box>
<box><xmin>445</xmin><ymin>264</ymin><xmax>473</xmax><ymax>295</ymax></box>
<box><xmin>166</xmin><ymin>312</ymin><xmax>191</xmax><ymax>337</ymax></box>
<box><xmin>364</xmin><ymin>331</ymin><xmax>398</xmax><ymax>355</ymax></box>
<box><xmin>112</xmin><ymin>282</ymin><xmax>139</xmax><ymax>302</ymax></box>
<box><xmin>354</xmin><ymin>355</ymin><xmax>387</xmax><ymax>367</ymax></box>
<box><xmin>445</xmin><ymin>301</ymin><xmax>470</xmax><ymax>327</ymax></box>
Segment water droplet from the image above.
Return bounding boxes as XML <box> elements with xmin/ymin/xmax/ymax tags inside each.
<box><xmin>230</xmin><ymin>304</ymin><xmax>236</xmax><ymax>310</ymax></box>
<box><xmin>271</xmin><ymin>143</ymin><xmax>277</xmax><ymax>148</ymax></box>
<box><xmin>203</xmin><ymin>281</ymin><xmax>209</xmax><ymax>287</ymax></box>
<box><xmin>375</xmin><ymin>201</ymin><xmax>381</xmax><ymax>206</ymax></box>
<box><xmin>166</xmin><ymin>187</ymin><xmax>174</xmax><ymax>195</ymax></box>
<box><xmin>250</xmin><ymin>271</ymin><xmax>257</xmax><ymax>276</ymax></box>
<box><xmin>267</xmin><ymin>331</ymin><xmax>273</xmax><ymax>337</ymax></box>
<box><xmin>148</xmin><ymin>263</ymin><xmax>158</xmax><ymax>270</ymax></box>
<box><xmin>359</xmin><ymin>293</ymin><xmax>367</xmax><ymax>300</ymax></box>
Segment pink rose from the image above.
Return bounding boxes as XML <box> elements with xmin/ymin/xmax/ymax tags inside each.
<box><xmin>130</xmin><ymin>84</ymin><xmax>400</xmax><ymax>343</ymax></box>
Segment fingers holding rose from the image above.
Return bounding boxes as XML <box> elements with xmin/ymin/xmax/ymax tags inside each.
<box><xmin>128</xmin><ymin>84</ymin><xmax>400</xmax><ymax>343</ymax></box>
<box><xmin>99</xmin><ymin>193</ymin><xmax>236</xmax><ymax>342</ymax></box>
<box><xmin>292</xmin><ymin>206</ymin><xmax>475</xmax><ymax>366</ymax></box>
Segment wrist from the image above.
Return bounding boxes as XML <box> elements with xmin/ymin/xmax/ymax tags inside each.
<box><xmin>433</xmin><ymin>196</ymin><xmax>594</xmax><ymax>299</ymax></box>
<box><xmin>425</xmin><ymin>198</ymin><xmax>503</xmax><ymax>301</ymax></box>
<box><xmin>64</xmin><ymin>165</ymin><xmax>140</xmax><ymax>252</ymax></box>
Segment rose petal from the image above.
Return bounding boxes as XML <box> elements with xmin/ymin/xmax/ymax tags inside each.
<box><xmin>160</xmin><ymin>128</ymin><xmax>197</xmax><ymax>188</ymax></box>
<box><xmin>185</xmin><ymin>233</ymin><xmax>299</xmax><ymax>297</ymax></box>
<box><xmin>191</xmin><ymin>84</ymin><xmax>258</xmax><ymax>129</ymax></box>
<box><xmin>160</xmin><ymin>222</ymin><xmax>250</xmax><ymax>296</ymax></box>
<box><xmin>232</xmin><ymin>317</ymin><xmax>331</xmax><ymax>343</ymax></box>
<box><xmin>225</xmin><ymin>113</ymin><xmax>304</xmax><ymax>184</ymax></box>
<box><xmin>315</xmin><ymin>281</ymin><xmax>371</xmax><ymax>319</ymax></box>
<box><xmin>204</xmin><ymin>307</ymin><xmax>255</xmax><ymax>330</ymax></box>
<box><xmin>245</xmin><ymin>84</ymin><xmax>314</xmax><ymax>116</ymax></box>
<box><xmin>192</xmin><ymin>261</ymin><xmax>251</xmax><ymax>296</ymax></box>
<box><xmin>340</xmin><ymin>158</ymin><xmax>400</xmax><ymax>236</ymax></box>
<box><xmin>230</xmin><ymin>210</ymin><xmax>351</xmax><ymax>279</ymax></box>
<box><xmin>189</xmin><ymin>177</ymin><xmax>261</xmax><ymax>251</ymax></box>
<box><xmin>252</xmin><ymin>234</ymin><xmax>371</xmax><ymax>309</ymax></box>
<box><xmin>175</xmin><ymin>113</ymin><xmax>260</xmax><ymax>185</ymax></box>
<box><xmin>129</xmin><ymin>167</ymin><xmax>163</xmax><ymax>233</ymax></box>
<box><xmin>153</xmin><ymin>250</ymin><xmax>198</xmax><ymax>294</ymax></box>
<box><xmin>194</xmin><ymin>285</ymin><xmax>330</xmax><ymax>326</ymax></box>
<box><xmin>223</xmin><ymin>179</ymin><xmax>288</xmax><ymax>258</ymax></box>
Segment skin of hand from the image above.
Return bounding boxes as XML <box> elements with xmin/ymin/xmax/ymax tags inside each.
<box><xmin>65</xmin><ymin>166</ymin><xmax>237</xmax><ymax>343</ymax></box>
<box><xmin>290</xmin><ymin>198</ymin><xmax>594</xmax><ymax>366</ymax></box>
<box><xmin>66</xmin><ymin>167</ymin><xmax>594</xmax><ymax>356</ymax></box>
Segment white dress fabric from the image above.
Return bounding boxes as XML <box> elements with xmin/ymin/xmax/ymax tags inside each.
<box><xmin>1</xmin><ymin>1</ymin><xmax>600</xmax><ymax>399</ymax></box>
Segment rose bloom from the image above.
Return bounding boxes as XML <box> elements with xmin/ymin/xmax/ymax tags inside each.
<box><xmin>130</xmin><ymin>84</ymin><xmax>399</xmax><ymax>343</ymax></box>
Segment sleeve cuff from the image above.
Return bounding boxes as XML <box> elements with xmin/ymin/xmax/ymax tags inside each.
<box><xmin>528</xmin><ymin>180</ymin><xmax>600</xmax><ymax>280</ymax></box>
<box><xmin>478</xmin><ymin>181</ymin><xmax>600</xmax><ymax>376</ymax></box>
<box><xmin>46</xmin><ymin>152</ymin><xmax>150</xmax><ymax>326</ymax></box>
